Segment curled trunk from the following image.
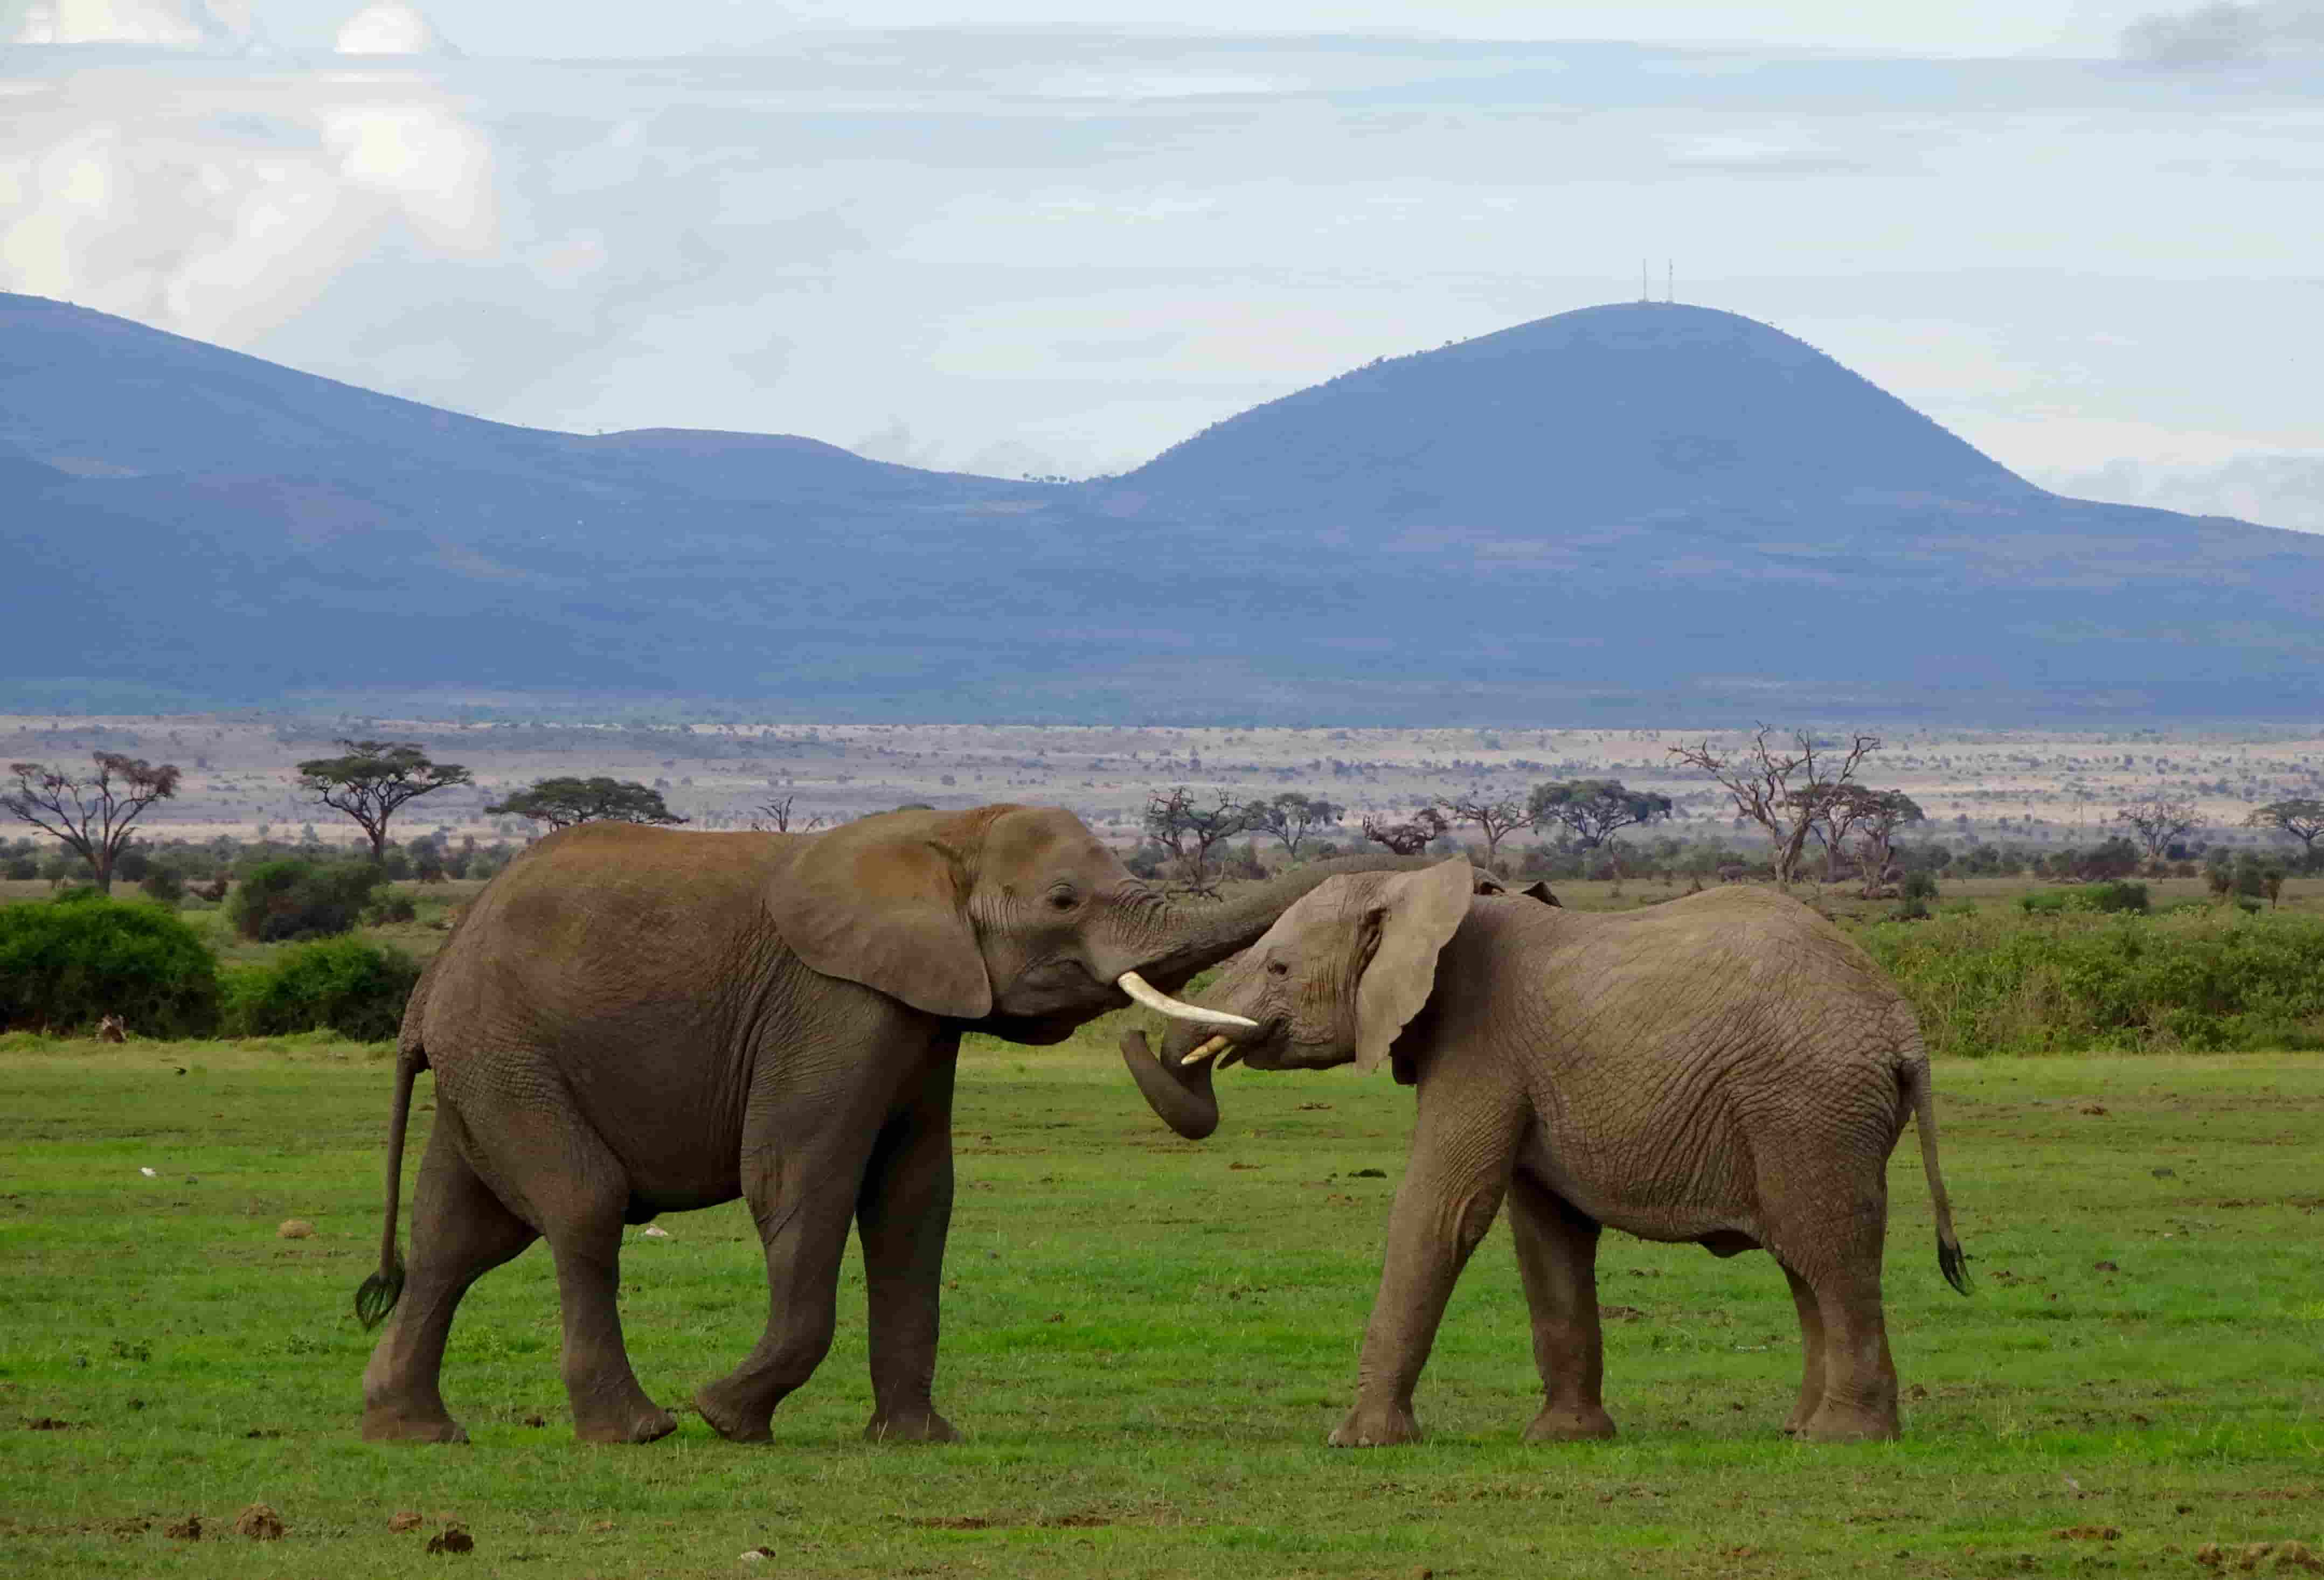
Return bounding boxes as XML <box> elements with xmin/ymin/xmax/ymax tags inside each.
<box><xmin>1118</xmin><ymin>1029</ymin><xmax>1219</xmax><ymax>1139</ymax></box>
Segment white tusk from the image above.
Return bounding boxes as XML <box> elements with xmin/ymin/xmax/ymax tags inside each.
<box><xmin>1115</xmin><ymin>970</ymin><xmax>1259</xmax><ymax>1029</ymax></box>
<box><xmin>1180</xmin><ymin>1034</ymin><xmax>1232</xmax><ymax>1067</ymax></box>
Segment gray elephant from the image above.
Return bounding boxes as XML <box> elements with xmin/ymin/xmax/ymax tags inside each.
<box><xmin>1122</xmin><ymin>861</ymin><xmax>1969</xmax><ymax>1446</ymax></box>
<box><xmin>357</xmin><ymin>805</ymin><xmax>1424</xmax><ymax>1447</ymax></box>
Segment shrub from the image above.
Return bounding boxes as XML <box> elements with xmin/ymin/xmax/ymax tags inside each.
<box><xmin>364</xmin><ymin>889</ymin><xmax>418</xmax><ymax>925</ymax></box>
<box><xmin>139</xmin><ymin>867</ymin><xmax>186</xmax><ymax>905</ymax></box>
<box><xmin>227</xmin><ymin>858</ymin><xmax>387</xmax><ymax>942</ymax></box>
<box><xmin>1856</xmin><ymin>907</ymin><xmax>2324</xmax><ymax>1056</ymax></box>
<box><xmin>223</xmin><ymin>937</ymin><xmax>421</xmax><ymax>1041</ymax></box>
<box><xmin>0</xmin><ymin>893</ymin><xmax>221</xmax><ymax>1036</ymax></box>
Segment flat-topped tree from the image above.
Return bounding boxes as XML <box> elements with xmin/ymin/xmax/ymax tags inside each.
<box><xmin>297</xmin><ymin>740</ymin><xmax>472</xmax><ymax>862</ymax></box>
<box><xmin>1249</xmin><ymin>792</ymin><xmax>1342</xmax><ymax>860</ymax></box>
<box><xmin>2245</xmin><ymin>798</ymin><xmax>2324</xmax><ymax>862</ymax></box>
<box><xmin>1446</xmin><ymin>794</ymin><xmax>1528</xmax><ymax>869</ymax></box>
<box><xmin>1668</xmin><ymin>728</ymin><xmax>1878</xmax><ymax>888</ymax></box>
<box><xmin>1527</xmin><ymin>778</ymin><xmax>1674</xmax><ymax>849</ymax></box>
<box><xmin>2</xmin><ymin>753</ymin><xmax>181</xmax><ymax>892</ymax></box>
<box><xmin>487</xmin><ymin>777</ymin><xmax>688</xmax><ymax>831</ymax></box>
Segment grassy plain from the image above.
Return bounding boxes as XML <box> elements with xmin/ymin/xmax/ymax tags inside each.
<box><xmin>2</xmin><ymin>1025</ymin><xmax>2320</xmax><ymax>1578</ymax></box>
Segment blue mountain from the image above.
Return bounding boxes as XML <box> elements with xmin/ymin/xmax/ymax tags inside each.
<box><xmin>4</xmin><ymin>291</ymin><xmax>2319</xmax><ymax>722</ymax></box>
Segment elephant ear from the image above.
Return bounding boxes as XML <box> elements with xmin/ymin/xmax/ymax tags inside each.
<box><xmin>1353</xmin><ymin>858</ymin><xmax>1474</xmax><ymax>1075</ymax></box>
<box><xmin>768</xmin><ymin>810</ymin><xmax>993</xmax><ymax>1020</ymax></box>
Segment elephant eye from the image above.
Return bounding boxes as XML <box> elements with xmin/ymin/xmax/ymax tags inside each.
<box><xmin>1047</xmin><ymin>890</ymin><xmax>1077</xmax><ymax>912</ymax></box>
<box><xmin>1267</xmin><ymin>960</ymin><xmax>1289</xmax><ymax>977</ymax></box>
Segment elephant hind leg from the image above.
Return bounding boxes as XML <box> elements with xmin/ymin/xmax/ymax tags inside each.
<box><xmin>1778</xmin><ymin>1261</ymin><xmax>1827</xmax><ymax>1436</ymax></box>
<box><xmin>362</xmin><ymin>1110</ymin><xmax>537</xmax><ymax>1443</ymax></box>
<box><xmin>1507</xmin><ymin>1172</ymin><xmax>1616</xmax><ymax>1443</ymax></box>
<box><xmin>1767</xmin><ymin>1196</ymin><xmax>1898</xmax><ymax>1443</ymax></box>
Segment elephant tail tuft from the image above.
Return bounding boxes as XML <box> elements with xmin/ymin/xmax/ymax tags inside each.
<box><xmin>1902</xmin><ymin>1053</ymin><xmax>1971</xmax><ymax>1296</ymax></box>
<box><xmin>356</xmin><ymin>1260</ymin><xmax>405</xmax><ymax>1331</ymax></box>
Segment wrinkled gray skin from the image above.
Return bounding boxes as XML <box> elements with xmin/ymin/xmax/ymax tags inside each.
<box><xmin>1128</xmin><ymin>861</ymin><xmax>1969</xmax><ymax>1447</ymax></box>
<box><xmin>357</xmin><ymin>805</ymin><xmax>1439</xmax><ymax>1447</ymax></box>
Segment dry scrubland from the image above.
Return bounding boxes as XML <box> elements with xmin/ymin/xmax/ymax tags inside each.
<box><xmin>8</xmin><ymin>714</ymin><xmax>2324</xmax><ymax>850</ymax></box>
<box><xmin>1</xmin><ymin>1027</ymin><xmax>2321</xmax><ymax>1578</ymax></box>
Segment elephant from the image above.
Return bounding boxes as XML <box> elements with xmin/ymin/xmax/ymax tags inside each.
<box><xmin>1121</xmin><ymin>860</ymin><xmax>1969</xmax><ymax>1447</ymax></box>
<box><xmin>356</xmin><ymin>804</ymin><xmax>1438</xmax><ymax>1447</ymax></box>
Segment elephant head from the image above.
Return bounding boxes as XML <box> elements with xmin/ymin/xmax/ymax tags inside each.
<box><xmin>1120</xmin><ymin>858</ymin><xmax>1477</xmax><ymax>1138</ymax></box>
<box><xmin>771</xmin><ymin>804</ymin><xmax>1420</xmax><ymax>1048</ymax></box>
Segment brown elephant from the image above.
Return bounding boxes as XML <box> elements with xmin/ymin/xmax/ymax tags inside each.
<box><xmin>357</xmin><ymin>805</ymin><xmax>1432</xmax><ymax>1447</ymax></box>
<box><xmin>1123</xmin><ymin>861</ymin><xmax>1969</xmax><ymax>1446</ymax></box>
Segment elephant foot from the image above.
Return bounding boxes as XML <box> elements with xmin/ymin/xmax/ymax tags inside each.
<box><xmin>864</xmin><ymin>1407</ymin><xmax>962</xmax><ymax>1444</ymax></box>
<box><xmin>574</xmin><ymin>1404</ymin><xmax>678</xmax><ymax>1445</ymax></box>
<box><xmin>1523</xmin><ymin>1405</ymin><xmax>1617</xmax><ymax>1443</ymax></box>
<box><xmin>1329</xmin><ymin>1402</ymin><xmax>1424</xmax><ymax>1448</ymax></box>
<box><xmin>360</xmin><ymin>1404</ymin><xmax>469</xmax><ymax>1444</ymax></box>
<box><xmin>1795</xmin><ymin>1403</ymin><xmax>1899</xmax><ymax>1443</ymax></box>
<box><xmin>693</xmin><ymin>1383</ymin><xmax>774</xmax><ymax>1444</ymax></box>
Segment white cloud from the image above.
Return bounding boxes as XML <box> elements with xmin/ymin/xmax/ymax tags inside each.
<box><xmin>9</xmin><ymin>0</ymin><xmax>247</xmax><ymax>45</ymax></box>
<box><xmin>332</xmin><ymin>2</ymin><xmax>455</xmax><ymax>57</ymax></box>
<box><xmin>2037</xmin><ymin>451</ymin><xmax>2324</xmax><ymax>531</ymax></box>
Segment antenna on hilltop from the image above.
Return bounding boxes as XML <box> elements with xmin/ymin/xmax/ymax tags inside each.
<box><xmin>1667</xmin><ymin>259</ymin><xmax>1674</xmax><ymax>303</ymax></box>
<box><xmin>1640</xmin><ymin>258</ymin><xmax>1649</xmax><ymax>301</ymax></box>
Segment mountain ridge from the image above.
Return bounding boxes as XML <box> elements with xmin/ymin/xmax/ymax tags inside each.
<box><xmin>4</xmin><ymin>290</ymin><xmax>2319</xmax><ymax>723</ymax></box>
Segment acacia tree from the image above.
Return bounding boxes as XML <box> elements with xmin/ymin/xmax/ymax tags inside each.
<box><xmin>1667</xmin><ymin>727</ymin><xmax>1879</xmax><ymax>887</ymax></box>
<box><xmin>2245</xmin><ymin>798</ymin><xmax>2324</xmax><ymax>862</ymax></box>
<box><xmin>1248</xmin><ymin>792</ymin><xmax>1342</xmax><ymax>860</ymax></box>
<box><xmin>1360</xmin><ymin>805</ymin><xmax>1449</xmax><ymax>856</ymax></box>
<box><xmin>296</xmin><ymin>739</ymin><xmax>473</xmax><ymax>862</ymax></box>
<box><xmin>2115</xmin><ymin>790</ymin><xmax>2200</xmax><ymax>861</ymax></box>
<box><xmin>1805</xmin><ymin>784</ymin><xmax>1925</xmax><ymax>895</ymax></box>
<box><xmin>1527</xmin><ymin>779</ymin><xmax>1674</xmax><ymax>849</ymax></box>
<box><xmin>485</xmin><ymin>777</ymin><xmax>688</xmax><ymax>830</ymax></box>
<box><xmin>1144</xmin><ymin>787</ymin><xmax>1253</xmax><ymax>894</ymax></box>
<box><xmin>2</xmin><ymin>753</ymin><xmax>182</xmax><ymax>892</ymax></box>
<box><xmin>1445</xmin><ymin>794</ymin><xmax>1529</xmax><ymax>869</ymax></box>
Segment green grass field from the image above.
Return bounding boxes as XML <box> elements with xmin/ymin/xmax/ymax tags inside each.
<box><xmin>2</xmin><ymin>1025</ymin><xmax>2320</xmax><ymax>1578</ymax></box>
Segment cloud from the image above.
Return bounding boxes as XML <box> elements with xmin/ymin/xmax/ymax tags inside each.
<box><xmin>848</xmin><ymin>417</ymin><xmax>946</xmax><ymax>470</ymax></box>
<box><xmin>9</xmin><ymin>0</ymin><xmax>246</xmax><ymax>46</ymax></box>
<box><xmin>0</xmin><ymin>69</ymin><xmax>496</xmax><ymax>344</ymax></box>
<box><xmin>2120</xmin><ymin>0</ymin><xmax>2324</xmax><ymax>66</ymax></box>
<box><xmin>2038</xmin><ymin>452</ymin><xmax>2324</xmax><ymax>531</ymax></box>
<box><xmin>334</xmin><ymin>2</ymin><xmax>458</xmax><ymax>58</ymax></box>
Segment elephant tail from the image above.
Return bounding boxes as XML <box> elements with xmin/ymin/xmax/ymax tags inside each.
<box><xmin>355</xmin><ymin>1047</ymin><xmax>419</xmax><ymax>1330</ymax></box>
<box><xmin>1902</xmin><ymin>1054</ymin><xmax>1971</xmax><ymax>1296</ymax></box>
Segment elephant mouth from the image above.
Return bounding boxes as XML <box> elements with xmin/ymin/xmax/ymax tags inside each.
<box><xmin>1174</xmin><ymin>1016</ymin><xmax>1286</xmax><ymax>1071</ymax></box>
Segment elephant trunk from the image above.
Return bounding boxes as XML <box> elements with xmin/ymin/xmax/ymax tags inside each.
<box><xmin>1119</xmin><ymin>1029</ymin><xmax>1219</xmax><ymax>1139</ymax></box>
<box><xmin>1112</xmin><ymin>852</ymin><xmax>1441</xmax><ymax>993</ymax></box>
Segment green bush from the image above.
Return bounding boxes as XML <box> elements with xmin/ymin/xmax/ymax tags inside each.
<box><xmin>364</xmin><ymin>889</ymin><xmax>418</xmax><ymax>925</ymax></box>
<box><xmin>227</xmin><ymin>858</ymin><xmax>387</xmax><ymax>942</ymax></box>
<box><xmin>2018</xmin><ymin>881</ymin><xmax>2147</xmax><ymax>916</ymax></box>
<box><xmin>223</xmin><ymin>937</ymin><xmax>421</xmax><ymax>1042</ymax></box>
<box><xmin>139</xmin><ymin>867</ymin><xmax>186</xmax><ymax>905</ymax></box>
<box><xmin>1856</xmin><ymin>907</ymin><xmax>2324</xmax><ymax>1056</ymax></box>
<box><xmin>0</xmin><ymin>893</ymin><xmax>221</xmax><ymax>1036</ymax></box>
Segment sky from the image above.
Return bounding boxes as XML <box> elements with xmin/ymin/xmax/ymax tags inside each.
<box><xmin>3</xmin><ymin>1</ymin><xmax>2322</xmax><ymax>525</ymax></box>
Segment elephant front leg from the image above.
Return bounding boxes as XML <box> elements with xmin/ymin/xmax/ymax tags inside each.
<box><xmin>854</xmin><ymin>1055</ymin><xmax>962</xmax><ymax>1444</ymax></box>
<box><xmin>695</xmin><ymin>1122</ymin><xmax>878</xmax><ymax>1443</ymax></box>
<box><xmin>1507</xmin><ymin>1171</ymin><xmax>1617</xmax><ymax>1443</ymax></box>
<box><xmin>1330</xmin><ymin>1091</ymin><xmax>1517</xmax><ymax>1449</ymax></box>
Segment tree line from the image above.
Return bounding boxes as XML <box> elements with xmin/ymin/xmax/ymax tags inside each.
<box><xmin>8</xmin><ymin>728</ymin><xmax>2322</xmax><ymax>900</ymax></box>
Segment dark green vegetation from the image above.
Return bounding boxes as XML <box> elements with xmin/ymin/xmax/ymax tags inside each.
<box><xmin>2</xmin><ymin>1035</ymin><xmax>2319</xmax><ymax>1576</ymax></box>
<box><xmin>9</xmin><ymin>292</ymin><xmax>2324</xmax><ymax>722</ymax></box>
<box><xmin>0</xmin><ymin>892</ymin><xmax>421</xmax><ymax>1042</ymax></box>
<box><xmin>1856</xmin><ymin>906</ymin><xmax>2324</xmax><ymax>1056</ymax></box>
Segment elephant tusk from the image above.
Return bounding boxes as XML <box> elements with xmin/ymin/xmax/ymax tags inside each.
<box><xmin>1180</xmin><ymin>1033</ymin><xmax>1232</xmax><ymax>1067</ymax></box>
<box><xmin>1116</xmin><ymin>970</ymin><xmax>1259</xmax><ymax>1030</ymax></box>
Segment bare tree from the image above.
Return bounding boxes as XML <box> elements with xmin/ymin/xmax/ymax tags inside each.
<box><xmin>750</xmin><ymin>792</ymin><xmax>824</xmax><ymax>833</ymax></box>
<box><xmin>1144</xmin><ymin>787</ymin><xmax>1254</xmax><ymax>895</ymax></box>
<box><xmin>296</xmin><ymin>740</ymin><xmax>472</xmax><ymax>862</ymax></box>
<box><xmin>1360</xmin><ymin>805</ymin><xmax>1449</xmax><ymax>856</ymax></box>
<box><xmin>1667</xmin><ymin>727</ymin><xmax>1879</xmax><ymax>887</ymax></box>
<box><xmin>2115</xmin><ymin>790</ymin><xmax>2200</xmax><ymax>861</ymax></box>
<box><xmin>3</xmin><ymin>753</ymin><xmax>182</xmax><ymax>892</ymax></box>
<box><xmin>1248</xmin><ymin>792</ymin><xmax>1343</xmax><ymax>860</ymax></box>
<box><xmin>1526</xmin><ymin>779</ymin><xmax>1673</xmax><ymax>848</ymax></box>
<box><xmin>1445</xmin><ymin>794</ymin><xmax>1529</xmax><ymax>870</ymax></box>
<box><xmin>2245</xmin><ymin>797</ymin><xmax>2324</xmax><ymax>862</ymax></box>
